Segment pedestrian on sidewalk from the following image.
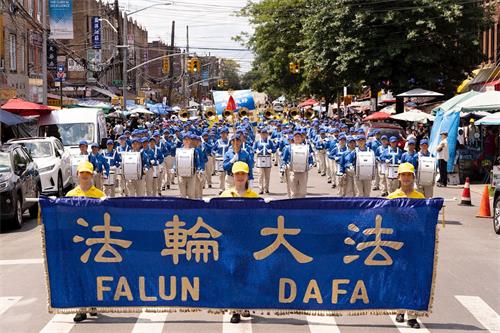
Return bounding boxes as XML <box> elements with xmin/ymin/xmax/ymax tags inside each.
<box><xmin>436</xmin><ymin>131</ymin><xmax>449</xmax><ymax>187</ymax></box>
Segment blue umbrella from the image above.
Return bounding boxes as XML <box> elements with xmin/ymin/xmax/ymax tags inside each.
<box><xmin>0</xmin><ymin>109</ymin><xmax>28</xmax><ymax>126</ymax></box>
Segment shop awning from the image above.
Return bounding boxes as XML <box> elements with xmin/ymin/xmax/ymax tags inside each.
<box><xmin>90</xmin><ymin>86</ymin><xmax>117</xmax><ymax>98</ymax></box>
<box><xmin>431</xmin><ymin>91</ymin><xmax>480</xmax><ymax>115</ymax></box>
<box><xmin>455</xmin><ymin>91</ymin><xmax>500</xmax><ymax>113</ymax></box>
<box><xmin>474</xmin><ymin>112</ymin><xmax>500</xmax><ymax>126</ymax></box>
<box><xmin>0</xmin><ymin>109</ymin><xmax>29</xmax><ymax>126</ymax></box>
<box><xmin>1</xmin><ymin>98</ymin><xmax>52</xmax><ymax>116</ymax></box>
<box><xmin>397</xmin><ymin>88</ymin><xmax>444</xmax><ymax>98</ymax></box>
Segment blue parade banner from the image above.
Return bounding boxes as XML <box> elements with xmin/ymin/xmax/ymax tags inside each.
<box><xmin>40</xmin><ymin>197</ymin><xmax>443</xmax><ymax>316</ymax></box>
<box><xmin>212</xmin><ymin>90</ymin><xmax>256</xmax><ymax>115</ymax></box>
<box><xmin>48</xmin><ymin>0</ymin><xmax>74</xmax><ymax>39</ymax></box>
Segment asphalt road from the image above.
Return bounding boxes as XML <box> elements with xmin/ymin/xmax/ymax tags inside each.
<box><xmin>1</xmin><ymin>165</ymin><xmax>499</xmax><ymax>333</ymax></box>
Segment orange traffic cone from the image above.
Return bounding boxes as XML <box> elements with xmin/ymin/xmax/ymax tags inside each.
<box><xmin>459</xmin><ymin>177</ymin><xmax>473</xmax><ymax>206</ymax></box>
<box><xmin>476</xmin><ymin>185</ymin><xmax>492</xmax><ymax>218</ymax></box>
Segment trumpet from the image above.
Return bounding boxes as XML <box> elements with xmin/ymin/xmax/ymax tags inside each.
<box><xmin>264</xmin><ymin>107</ymin><xmax>275</xmax><ymax>119</ymax></box>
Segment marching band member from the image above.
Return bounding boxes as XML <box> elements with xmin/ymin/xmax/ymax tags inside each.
<box><xmin>314</xmin><ymin>129</ymin><xmax>328</xmax><ymax>177</ymax></box>
<box><xmin>329</xmin><ymin>133</ymin><xmax>347</xmax><ymax>193</ymax></box>
<box><xmin>223</xmin><ymin>134</ymin><xmax>254</xmax><ymax>190</ymax></box>
<box><xmin>175</xmin><ymin>133</ymin><xmax>203</xmax><ymax>199</ymax></box>
<box><xmin>281</xmin><ymin>134</ymin><xmax>294</xmax><ymax>198</ymax></box>
<box><xmin>325</xmin><ymin>128</ymin><xmax>338</xmax><ymax>184</ymax></box>
<box><xmin>387</xmin><ymin>162</ymin><xmax>424</xmax><ymax>330</ymax></box>
<box><xmin>401</xmin><ymin>139</ymin><xmax>418</xmax><ymax>169</ymax></box>
<box><xmin>78</xmin><ymin>140</ymin><xmax>89</xmax><ymax>155</ymax></box>
<box><xmin>213</xmin><ymin>127</ymin><xmax>230</xmax><ymax>193</ymax></box>
<box><xmin>416</xmin><ymin>139</ymin><xmax>435</xmax><ymax>198</ymax></box>
<box><xmin>253</xmin><ymin>127</ymin><xmax>276</xmax><ymax>194</ymax></box>
<box><xmin>338</xmin><ymin>136</ymin><xmax>357</xmax><ymax>197</ymax></box>
<box><xmin>202</xmin><ymin>131</ymin><xmax>214</xmax><ymax>189</ymax></box>
<box><xmin>89</xmin><ymin>143</ymin><xmax>109</xmax><ymax>191</ymax></box>
<box><xmin>127</xmin><ymin>138</ymin><xmax>149</xmax><ymax>197</ymax></box>
<box><xmin>281</xmin><ymin>130</ymin><xmax>314</xmax><ymax>198</ymax></box>
<box><xmin>103</xmin><ymin>139</ymin><xmax>121</xmax><ymax>198</ymax></box>
<box><xmin>382</xmin><ymin>136</ymin><xmax>403</xmax><ymax>194</ymax></box>
<box><xmin>165</xmin><ymin>133</ymin><xmax>176</xmax><ymax>189</ymax></box>
<box><xmin>368</xmin><ymin>130</ymin><xmax>382</xmax><ymax>190</ymax></box>
<box><xmin>376</xmin><ymin>135</ymin><xmax>390</xmax><ymax>196</ymax></box>
<box><xmin>192</xmin><ymin>135</ymin><xmax>206</xmax><ymax>199</ymax></box>
<box><xmin>146</xmin><ymin>137</ymin><xmax>164</xmax><ymax>196</ymax></box>
<box><xmin>116</xmin><ymin>135</ymin><xmax>131</xmax><ymax>196</ymax></box>
<box><xmin>66</xmin><ymin>160</ymin><xmax>104</xmax><ymax>323</ymax></box>
<box><xmin>353</xmin><ymin>135</ymin><xmax>373</xmax><ymax>197</ymax></box>
<box><xmin>153</xmin><ymin>131</ymin><xmax>167</xmax><ymax>195</ymax></box>
<box><xmin>141</xmin><ymin>137</ymin><xmax>155</xmax><ymax>197</ymax></box>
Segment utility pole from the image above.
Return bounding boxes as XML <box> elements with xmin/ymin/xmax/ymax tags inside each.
<box><xmin>122</xmin><ymin>12</ymin><xmax>128</xmax><ymax>111</ymax></box>
<box><xmin>42</xmin><ymin>0</ymin><xmax>48</xmax><ymax>104</ymax></box>
<box><xmin>114</xmin><ymin>0</ymin><xmax>122</xmax><ymax>83</ymax></box>
<box><xmin>184</xmin><ymin>25</ymin><xmax>189</xmax><ymax>108</ymax></box>
<box><xmin>167</xmin><ymin>20</ymin><xmax>175</xmax><ymax>106</ymax></box>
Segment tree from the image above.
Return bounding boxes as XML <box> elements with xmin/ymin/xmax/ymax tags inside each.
<box><xmin>220</xmin><ymin>59</ymin><xmax>242</xmax><ymax>90</ymax></box>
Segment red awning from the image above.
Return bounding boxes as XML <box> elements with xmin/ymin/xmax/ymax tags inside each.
<box><xmin>298</xmin><ymin>98</ymin><xmax>318</xmax><ymax>108</ymax></box>
<box><xmin>1</xmin><ymin>98</ymin><xmax>52</xmax><ymax>116</ymax></box>
<box><xmin>363</xmin><ymin>111</ymin><xmax>391</xmax><ymax>122</ymax></box>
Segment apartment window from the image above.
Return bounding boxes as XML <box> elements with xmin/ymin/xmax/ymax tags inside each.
<box><xmin>29</xmin><ymin>0</ymin><xmax>34</xmax><ymax>16</ymax></box>
<box><xmin>20</xmin><ymin>37</ymin><xmax>25</xmax><ymax>73</ymax></box>
<box><xmin>37</xmin><ymin>0</ymin><xmax>42</xmax><ymax>21</ymax></box>
<box><xmin>8</xmin><ymin>34</ymin><xmax>16</xmax><ymax>71</ymax></box>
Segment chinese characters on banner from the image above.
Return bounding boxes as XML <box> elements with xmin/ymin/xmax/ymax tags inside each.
<box><xmin>40</xmin><ymin>197</ymin><xmax>443</xmax><ymax>315</ymax></box>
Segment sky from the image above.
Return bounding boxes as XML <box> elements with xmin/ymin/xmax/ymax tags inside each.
<box><xmin>107</xmin><ymin>0</ymin><xmax>255</xmax><ymax>73</ymax></box>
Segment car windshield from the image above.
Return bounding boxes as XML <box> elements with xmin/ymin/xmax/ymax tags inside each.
<box><xmin>19</xmin><ymin>142</ymin><xmax>53</xmax><ymax>158</ymax></box>
<box><xmin>0</xmin><ymin>153</ymin><xmax>11</xmax><ymax>172</ymax></box>
<box><xmin>39</xmin><ymin>123</ymin><xmax>94</xmax><ymax>146</ymax></box>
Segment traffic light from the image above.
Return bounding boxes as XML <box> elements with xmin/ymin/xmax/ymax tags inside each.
<box><xmin>162</xmin><ymin>57</ymin><xmax>170</xmax><ymax>74</ymax></box>
<box><xmin>217</xmin><ymin>79</ymin><xmax>225</xmax><ymax>88</ymax></box>
<box><xmin>289</xmin><ymin>62</ymin><xmax>300</xmax><ymax>74</ymax></box>
<box><xmin>188</xmin><ymin>57</ymin><xmax>200</xmax><ymax>74</ymax></box>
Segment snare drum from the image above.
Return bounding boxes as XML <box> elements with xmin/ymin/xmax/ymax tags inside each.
<box><xmin>356</xmin><ymin>151</ymin><xmax>375</xmax><ymax>180</ymax></box>
<box><xmin>103</xmin><ymin>167</ymin><xmax>116</xmax><ymax>186</ymax></box>
<box><xmin>387</xmin><ymin>164</ymin><xmax>399</xmax><ymax>179</ymax></box>
<box><xmin>256</xmin><ymin>155</ymin><xmax>272</xmax><ymax>168</ymax></box>
<box><xmin>122</xmin><ymin>152</ymin><xmax>142</xmax><ymax>180</ymax></box>
<box><xmin>215</xmin><ymin>157</ymin><xmax>224</xmax><ymax>172</ymax></box>
<box><xmin>290</xmin><ymin>144</ymin><xmax>309</xmax><ymax>173</ymax></box>
<box><xmin>417</xmin><ymin>156</ymin><xmax>436</xmax><ymax>186</ymax></box>
<box><xmin>152</xmin><ymin>165</ymin><xmax>159</xmax><ymax>178</ymax></box>
<box><xmin>176</xmin><ymin>148</ymin><xmax>195</xmax><ymax>177</ymax></box>
<box><xmin>71</xmin><ymin>155</ymin><xmax>88</xmax><ymax>181</ymax></box>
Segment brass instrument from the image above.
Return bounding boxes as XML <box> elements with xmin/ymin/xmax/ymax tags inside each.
<box><xmin>223</xmin><ymin>109</ymin><xmax>233</xmax><ymax>118</ymax></box>
<box><xmin>238</xmin><ymin>107</ymin><xmax>249</xmax><ymax>118</ymax></box>
<box><xmin>204</xmin><ymin>107</ymin><xmax>216</xmax><ymax>118</ymax></box>
<box><xmin>305</xmin><ymin>108</ymin><xmax>317</xmax><ymax>120</ymax></box>
<box><xmin>289</xmin><ymin>107</ymin><xmax>300</xmax><ymax>119</ymax></box>
<box><xmin>179</xmin><ymin>109</ymin><xmax>189</xmax><ymax>121</ymax></box>
<box><xmin>264</xmin><ymin>107</ymin><xmax>275</xmax><ymax>119</ymax></box>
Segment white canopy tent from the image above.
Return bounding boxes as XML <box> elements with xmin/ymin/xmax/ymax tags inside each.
<box><xmin>390</xmin><ymin>109</ymin><xmax>434</xmax><ymax>123</ymax></box>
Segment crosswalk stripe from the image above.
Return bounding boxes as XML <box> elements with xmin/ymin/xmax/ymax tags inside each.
<box><xmin>222</xmin><ymin>313</ymin><xmax>252</xmax><ymax>333</ymax></box>
<box><xmin>39</xmin><ymin>314</ymin><xmax>74</xmax><ymax>333</ymax></box>
<box><xmin>131</xmin><ymin>311</ymin><xmax>168</xmax><ymax>333</ymax></box>
<box><xmin>389</xmin><ymin>315</ymin><xmax>430</xmax><ymax>333</ymax></box>
<box><xmin>0</xmin><ymin>296</ymin><xmax>22</xmax><ymax>316</ymax></box>
<box><xmin>456</xmin><ymin>295</ymin><xmax>500</xmax><ymax>333</ymax></box>
<box><xmin>0</xmin><ymin>258</ymin><xmax>43</xmax><ymax>265</ymax></box>
<box><xmin>306</xmin><ymin>315</ymin><xmax>340</xmax><ymax>333</ymax></box>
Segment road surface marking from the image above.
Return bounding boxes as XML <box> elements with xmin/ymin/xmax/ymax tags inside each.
<box><xmin>131</xmin><ymin>311</ymin><xmax>168</xmax><ymax>333</ymax></box>
<box><xmin>306</xmin><ymin>315</ymin><xmax>341</xmax><ymax>333</ymax></box>
<box><xmin>0</xmin><ymin>296</ymin><xmax>22</xmax><ymax>316</ymax></box>
<box><xmin>390</xmin><ymin>314</ymin><xmax>430</xmax><ymax>333</ymax></box>
<box><xmin>0</xmin><ymin>258</ymin><xmax>43</xmax><ymax>265</ymax></box>
<box><xmin>456</xmin><ymin>295</ymin><xmax>500</xmax><ymax>333</ymax></box>
<box><xmin>223</xmin><ymin>313</ymin><xmax>252</xmax><ymax>333</ymax></box>
<box><xmin>39</xmin><ymin>314</ymin><xmax>74</xmax><ymax>333</ymax></box>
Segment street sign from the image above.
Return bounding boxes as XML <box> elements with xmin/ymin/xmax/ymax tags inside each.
<box><xmin>56</xmin><ymin>64</ymin><xmax>65</xmax><ymax>82</ymax></box>
<box><xmin>91</xmin><ymin>16</ymin><xmax>101</xmax><ymax>49</ymax></box>
<box><xmin>112</xmin><ymin>80</ymin><xmax>123</xmax><ymax>87</ymax></box>
<box><xmin>47</xmin><ymin>41</ymin><xmax>58</xmax><ymax>69</ymax></box>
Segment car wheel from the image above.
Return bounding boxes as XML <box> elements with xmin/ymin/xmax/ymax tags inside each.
<box><xmin>57</xmin><ymin>173</ymin><xmax>64</xmax><ymax>197</ymax></box>
<box><xmin>11</xmin><ymin>196</ymin><xmax>23</xmax><ymax>229</ymax></box>
<box><xmin>29</xmin><ymin>184</ymin><xmax>40</xmax><ymax>219</ymax></box>
<box><xmin>494</xmin><ymin>197</ymin><xmax>500</xmax><ymax>235</ymax></box>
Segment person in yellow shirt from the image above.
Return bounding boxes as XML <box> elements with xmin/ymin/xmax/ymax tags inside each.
<box><xmin>66</xmin><ymin>161</ymin><xmax>105</xmax><ymax>199</ymax></box>
<box><xmin>220</xmin><ymin>161</ymin><xmax>258</xmax><ymax>323</ymax></box>
<box><xmin>66</xmin><ymin>161</ymin><xmax>104</xmax><ymax>322</ymax></box>
<box><xmin>387</xmin><ymin>162</ymin><xmax>423</xmax><ymax>329</ymax></box>
<box><xmin>220</xmin><ymin>161</ymin><xmax>260</xmax><ymax>198</ymax></box>
<box><xmin>387</xmin><ymin>162</ymin><xmax>425</xmax><ymax>199</ymax></box>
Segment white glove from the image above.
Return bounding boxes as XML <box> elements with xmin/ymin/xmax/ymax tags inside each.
<box><xmin>151</xmin><ymin>160</ymin><xmax>156</xmax><ymax>165</ymax></box>
<box><xmin>230</xmin><ymin>154</ymin><xmax>238</xmax><ymax>163</ymax></box>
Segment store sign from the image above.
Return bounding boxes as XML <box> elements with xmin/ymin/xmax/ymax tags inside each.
<box><xmin>91</xmin><ymin>16</ymin><xmax>101</xmax><ymax>49</ymax></box>
<box><xmin>47</xmin><ymin>42</ymin><xmax>58</xmax><ymax>70</ymax></box>
<box><xmin>49</xmin><ymin>0</ymin><xmax>74</xmax><ymax>39</ymax></box>
<box><xmin>68</xmin><ymin>59</ymin><xmax>84</xmax><ymax>72</ymax></box>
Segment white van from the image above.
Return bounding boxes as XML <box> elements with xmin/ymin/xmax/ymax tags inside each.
<box><xmin>38</xmin><ymin>108</ymin><xmax>108</xmax><ymax>155</ymax></box>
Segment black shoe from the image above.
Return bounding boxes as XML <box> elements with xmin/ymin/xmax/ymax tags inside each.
<box><xmin>327</xmin><ymin>179</ymin><xmax>332</xmax><ymax>183</ymax></box>
<box><xmin>73</xmin><ymin>313</ymin><xmax>87</xmax><ymax>322</ymax></box>
<box><xmin>372</xmin><ymin>187</ymin><xmax>379</xmax><ymax>191</ymax></box>
<box><xmin>158</xmin><ymin>192</ymin><xmax>162</xmax><ymax>196</ymax></box>
<box><xmin>408</xmin><ymin>319</ymin><xmax>420</xmax><ymax>329</ymax></box>
<box><xmin>209</xmin><ymin>185</ymin><xmax>212</xmax><ymax>188</ymax></box>
<box><xmin>219</xmin><ymin>190</ymin><xmax>223</xmax><ymax>195</ymax></box>
<box><xmin>259</xmin><ymin>191</ymin><xmax>264</xmax><ymax>194</ymax></box>
<box><xmin>89</xmin><ymin>309</ymin><xmax>98</xmax><ymax>316</ymax></box>
<box><xmin>396</xmin><ymin>313</ymin><xmax>405</xmax><ymax>323</ymax></box>
<box><xmin>167</xmin><ymin>185</ymin><xmax>170</xmax><ymax>189</ymax></box>
<box><xmin>265</xmin><ymin>190</ymin><xmax>270</xmax><ymax>194</ymax></box>
<box><xmin>321</xmin><ymin>173</ymin><xmax>326</xmax><ymax>176</ymax></box>
<box><xmin>381</xmin><ymin>192</ymin><xmax>388</xmax><ymax>197</ymax></box>
<box><xmin>230</xmin><ymin>313</ymin><xmax>241</xmax><ymax>323</ymax></box>
<box><xmin>332</xmin><ymin>184</ymin><xmax>336</xmax><ymax>189</ymax></box>
<box><xmin>242</xmin><ymin>310</ymin><xmax>250</xmax><ymax>317</ymax></box>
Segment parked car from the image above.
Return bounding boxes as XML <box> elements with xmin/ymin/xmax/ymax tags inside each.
<box><xmin>0</xmin><ymin>144</ymin><xmax>41</xmax><ymax>229</ymax></box>
<box><xmin>366</xmin><ymin>122</ymin><xmax>406</xmax><ymax>149</ymax></box>
<box><xmin>8</xmin><ymin>137</ymin><xmax>73</xmax><ymax>196</ymax></box>
<box><xmin>494</xmin><ymin>184</ymin><xmax>500</xmax><ymax>235</ymax></box>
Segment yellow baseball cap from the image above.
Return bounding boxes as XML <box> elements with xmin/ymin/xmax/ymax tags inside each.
<box><xmin>77</xmin><ymin>161</ymin><xmax>94</xmax><ymax>174</ymax></box>
<box><xmin>398</xmin><ymin>162</ymin><xmax>415</xmax><ymax>175</ymax></box>
<box><xmin>232</xmin><ymin>161</ymin><xmax>249</xmax><ymax>174</ymax></box>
